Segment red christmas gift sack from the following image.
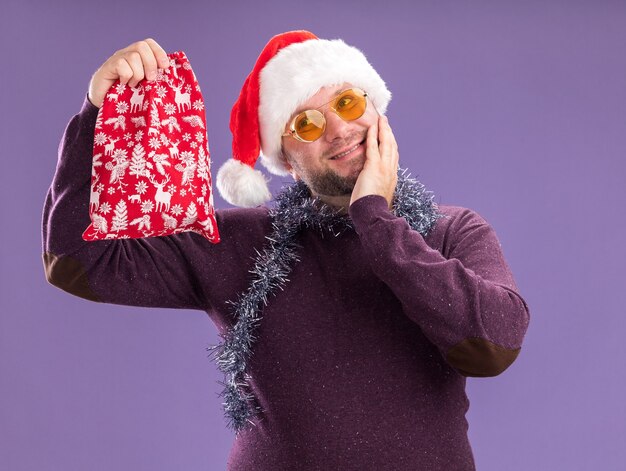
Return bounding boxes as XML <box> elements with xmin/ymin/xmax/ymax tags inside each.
<box><xmin>82</xmin><ymin>50</ymin><xmax>220</xmax><ymax>243</ymax></box>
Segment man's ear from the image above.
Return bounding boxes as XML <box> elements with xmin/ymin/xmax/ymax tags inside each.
<box><xmin>288</xmin><ymin>166</ymin><xmax>301</xmax><ymax>181</ymax></box>
<box><xmin>281</xmin><ymin>149</ymin><xmax>300</xmax><ymax>181</ymax></box>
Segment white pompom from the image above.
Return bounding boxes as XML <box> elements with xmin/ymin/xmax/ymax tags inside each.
<box><xmin>216</xmin><ymin>159</ymin><xmax>272</xmax><ymax>207</ymax></box>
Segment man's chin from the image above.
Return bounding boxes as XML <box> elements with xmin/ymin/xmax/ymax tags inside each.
<box><xmin>304</xmin><ymin>170</ymin><xmax>358</xmax><ymax>197</ymax></box>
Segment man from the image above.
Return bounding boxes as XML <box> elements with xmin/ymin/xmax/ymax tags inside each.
<box><xmin>43</xmin><ymin>31</ymin><xmax>530</xmax><ymax>470</ymax></box>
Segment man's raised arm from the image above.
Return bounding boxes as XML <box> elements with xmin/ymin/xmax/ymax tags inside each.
<box><xmin>42</xmin><ymin>39</ymin><xmax>272</xmax><ymax>314</ymax></box>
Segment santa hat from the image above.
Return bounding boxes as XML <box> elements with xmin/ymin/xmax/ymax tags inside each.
<box><xmin>216</xmin><ymin>30</ymin><xmax>392</xmax><ymax>207</ymax></box>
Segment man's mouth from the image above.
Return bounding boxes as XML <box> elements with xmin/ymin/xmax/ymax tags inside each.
<box><xmin>329</xmin><ymin>139</ymin><xmax>366</xmax><ymax>160</ymax></box>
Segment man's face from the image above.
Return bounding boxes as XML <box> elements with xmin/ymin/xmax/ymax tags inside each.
<box><xmin>281</xmin><ymin>82</ymin><xmax>379</xmax><ymax>198</ymax></box>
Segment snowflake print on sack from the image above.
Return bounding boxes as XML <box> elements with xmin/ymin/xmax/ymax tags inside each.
<box><xmin>82</xmin><ymin>50</ymin><xmax>220</xmax><ymax>243</ymax></box>
<box><xmin>116</xmin><ymin>102</ymin><xmax>129</xmax><ymax>114</ymax></box>
<box><xmin>141</xmin><ymin>201</ymin><xmax>155</xmax><ymax>214</ymax></box>
<box><xmin>94</xmin><ymin>132</ymin><xmax>108</xmax><ymax>146</ymax></box>
<box><xmin>170</xmin><ymin>204</ymin><xmax>183</xmax><ymax>216</ymax></box>
<box><xmin>99</xmin><ymin>202</ymin><xmax>112</xmax><ymax>214</ymax></box>
<box><xmin>192</xmin><ymin>100</ymin><xmax>204</xmax><ymax>111</ymax></box>
<box><xmin>135</xmin><ymin>181</ymin><xmax>148</xmax><ymax>195</ymax></box>
<box><xmin>164</xmin><ymin>103</ymin><xmax>177</xmax><ymax>115</ymax></box>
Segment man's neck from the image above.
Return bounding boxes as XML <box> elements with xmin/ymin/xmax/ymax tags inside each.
<box><xmin>312</xmin><ymin>192</ymin><xmax>351</xmax><ymax>215</ymax></box>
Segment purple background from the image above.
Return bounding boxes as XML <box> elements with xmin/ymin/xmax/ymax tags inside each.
<box><xmin>2</xmin><ymin>0</ymin><xmax>625</xmax><ymax>469</ymax></box>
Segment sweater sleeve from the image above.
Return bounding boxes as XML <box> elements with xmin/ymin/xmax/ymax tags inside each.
<box><xmin>42</xmin><ymin>93</ymin><xmax>270</xmax><ymax>314</ymax></box>
<box><xmin>348</xmin><ymin>194</ymin><xmax>530</xmax><ymax>377</ymax></box>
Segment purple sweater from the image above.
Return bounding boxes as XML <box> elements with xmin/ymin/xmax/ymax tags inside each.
<box><xmin>42</xmin><ymin>94</ymin><xmax>530</xmax><ymax>470</ymax></box>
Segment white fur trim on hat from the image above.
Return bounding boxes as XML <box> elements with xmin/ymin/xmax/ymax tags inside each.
<box><xmin>216</xmin><ymin>158</ymin><xmax>272</xmax><ymax>207</ymax></box>
<box><xmin>258</xmin><ymin>38</ymin><xmax>391</xmax><ymax>175</ymax></box>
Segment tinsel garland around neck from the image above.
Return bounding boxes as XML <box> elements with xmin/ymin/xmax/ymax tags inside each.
<box><xmin>207</xmin><ymin>167</ymin><xmax>445</xmax><ymax>434</ymax></box>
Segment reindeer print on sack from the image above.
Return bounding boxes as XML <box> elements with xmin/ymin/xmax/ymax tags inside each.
<box><xmin>129</xmin><ymin>86</ymin><xmax>145</xmax><ymax>113</ymax></box>
<box><xmin>82</xmin><ymin>50</ymin><xmax>220</xmax><ymax>244</ymax></box>
<box><xmin>170</xmin><ymin>80</ymin><xmax>192</xmax><ymax>112</ymax></box>
<box><xmin>149</xmin><ymin>175</ymin><xmax>172</xmax><ymax>212</ymax></box>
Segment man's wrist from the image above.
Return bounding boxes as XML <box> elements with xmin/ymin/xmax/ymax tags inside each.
<box><xmin>349</xmin><ymin>194</ymin><xmax>391</xmax><ymax>222</ymax></box>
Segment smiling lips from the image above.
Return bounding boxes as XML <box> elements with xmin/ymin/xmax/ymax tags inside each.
<box><xmin>329</xmin><ymin>139</ymin><xmax>366</xmax><ymax>161</ymax></box>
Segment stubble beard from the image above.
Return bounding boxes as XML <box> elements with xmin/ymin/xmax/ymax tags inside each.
<box><xmin>285</xmin><ymin>132</ymin><xmax>366</xmax><ymax>197</ymax></box>
<box><xmin>304</xmin><ymin>159</ymin><xmax>364</xmax><ymax>196</ymax></box>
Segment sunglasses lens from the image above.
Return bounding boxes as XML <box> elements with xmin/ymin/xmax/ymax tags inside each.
<box><xmin>294</xmin><ymin>110</ymin><xmax>326</xmax><ymax>142</ymax></box>
<box><xmin>335</xmin><ymin>89</ymin><xmax>367</xmax><ymax>121</ymax></box>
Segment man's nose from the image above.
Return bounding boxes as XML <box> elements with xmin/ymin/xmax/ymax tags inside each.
<box><xmin>323</xmin><ymin>109</ymin><xmax>351</xmax><ymax>142</ymax></box>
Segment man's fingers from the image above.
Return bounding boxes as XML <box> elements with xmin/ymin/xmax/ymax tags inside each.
<box><xmin>387</xmin><ymin>118</ymin><xmax>399</xmax><ymax>160</ymax></box>
<box><xmin>381</xmin><ymin>115</ymin><xmax>399</xmax><ymax>155</ymax></box>
<box><xmin>89</xmin><ymin>37</ymin><xmax>169</xmax><ymax>108</ymax></box>
<box><xmin>144</xmin><ymin>38</ymin><xmax>170</xmax><ymax>71</ymax></box>
<box><xmin>121</xmin><ymin>51</ymin><xmax>146</xmax><ymax>88</ymax></box>
<box><xmin>111</xmin><ymin>56</ymin><xmax>134</xmax><ymax>87</ymax></box>
<box><xmin>133</xmin><ymin>40</ymin><xmax>159</xmax><ymax>82</ymax></box>
<box><xmin>366</xmin><ymin>120</ymin><xmax>379</xmax><ymax>158</ymax></box>
<box><xmin>378</xmin><ymin>115</ymin><xmax>393</xmax><ymax>157</ymax></box>
<box><xmin>114</xmin><ymin>39</ymin><xmax>169</xmax><ymax>87</ymax></box>
<box><xmin>378</xmin><ymin>116</ymin><xmax>399</xmax><ymax>182</ymax></box>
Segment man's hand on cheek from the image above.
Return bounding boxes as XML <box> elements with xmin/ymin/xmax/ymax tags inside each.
<box><xmin>349</xmin><ymin>115</ymin><xmax>399</xmax><ymax>209</ymax></box>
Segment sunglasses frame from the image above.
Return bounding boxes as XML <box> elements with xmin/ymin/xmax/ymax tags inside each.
<box><xmin>281</xmin><ymin>88</ymin><xmax>369</xmax><ymax>143</ymax></box>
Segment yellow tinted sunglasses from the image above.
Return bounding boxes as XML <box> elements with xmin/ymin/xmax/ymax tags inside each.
<box><xmin>282</xmin><ymin>88</ymin><xmax>369</xmax><ymax>143</ymax></box>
